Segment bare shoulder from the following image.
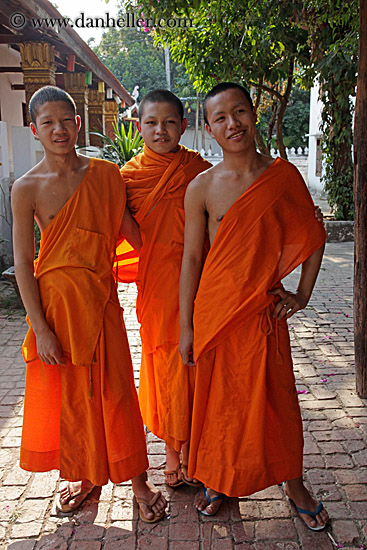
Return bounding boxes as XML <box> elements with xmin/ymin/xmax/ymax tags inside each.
<box><xmin>187</xmin><ymin>163</ymin><xmax>220</xmax><ymax>194</ymax></box>
<box><xmin>11</xmin><ymin>162</ymin><xmax>45</xmax><ymax>206</ymax></box>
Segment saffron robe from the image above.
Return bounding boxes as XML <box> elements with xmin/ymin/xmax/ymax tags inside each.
<box><xmin>121</xmin><ymin>144</ymin><xmax>211</xmax><ymax>450</ymax></box>
<box><xmin>188</xmin><ymin>158</ymin><xmax>327</xmax><ymax>497</ymax></box>
<box><xmin>20</xmin><ymin>158</ymin><xmax>148</xmax><ymax>486</ymax></box>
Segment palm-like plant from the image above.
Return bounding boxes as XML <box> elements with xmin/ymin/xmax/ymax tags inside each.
<box><xmin>90</xmin><ymin>119</ymin><xmax>144</xmax><ymax>167</ymax></box>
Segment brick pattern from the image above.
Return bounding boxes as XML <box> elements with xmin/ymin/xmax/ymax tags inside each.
<box><xmin>1</xmin><ymin>242</ymin><xmax>366</xmax><ymax>549</ymax></box>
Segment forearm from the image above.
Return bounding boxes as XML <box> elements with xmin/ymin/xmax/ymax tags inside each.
<box><xmin>179</xmin><ymin>255</ymin><xmax>203</xmax><ymax>330</ymax></box>
<box><xmin>297</xmin><ymin>244</ymin><xmax>325</xmax><ymax>300</ymax></box>
<box><xmin>14</xmin><ymin>262</ymin><xmax>50</xmax><ymax>336</ymax></box>
<box><xmin>119</xmin><ymin>208</ymin><xmax>142</xmax><ymax>252</ymax></box>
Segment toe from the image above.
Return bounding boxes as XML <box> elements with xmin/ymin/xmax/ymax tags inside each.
<box><xmin>140</xmin><ymin>503</ymin><xmax>154</xmax><ymax>520</ymax></box>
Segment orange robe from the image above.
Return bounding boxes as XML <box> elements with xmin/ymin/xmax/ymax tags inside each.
<box><xmin>188</xmin><ymin>158</ymin><xmax>327</xmax><ymax>497</ymax></box>
<box><xmin>20</xmin><ymin>158</ymin><xmax>148</xmax><ymax>486</ymax></box>
<box><xmin>120</xmin><ymin>144</ymin><xmax>210</xmax><ymax>451</ymax></box>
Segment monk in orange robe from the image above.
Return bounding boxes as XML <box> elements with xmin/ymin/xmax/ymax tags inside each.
<box><xmin>119</xmin><ymin>90</ymin><xmax>211</xmax><ymax>487</ymax></box>
<box><xmin>11</xmin><ymin>86</ymin><xmax>166</xmax><ymax>522</ymax></box>
<box><xmin>179</xmin><ymin>83</ymin><xmax>329</xmax><ymax>531</ymax></box>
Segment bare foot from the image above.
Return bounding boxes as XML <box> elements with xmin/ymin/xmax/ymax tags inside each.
<box><xmin>285</xmin><ymin>478</ymin><xmax>329</xmax><ymax>530</ymax></box>
<box><xmin>164</xmin><ymin>444</ymin><xmax>183</xmax><ymax>487</ymax></box>
<box><xmin>181</xmin><ymin>441</ymin><xmax>201</xmax><ymax>486</ymax></box>
<box><xmin>194</xmin><ymin>487</ymin><xmax>225</xmax><ymax>516</ymax></box>
<box><xmin>132</xmin><ymin>471</ymin><xmax>167</xmax><ymax>522</ymax></box>
<box><xmin>58</xmin><ymin>479</ymin><xmax>95</xmax><ymax>512</ymax></box>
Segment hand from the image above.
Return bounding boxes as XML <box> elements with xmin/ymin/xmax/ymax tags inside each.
<box><xmin>35</xmin><ymin>327</ymin><xmax>65</xmax><ymax>365</ymax></box>
<box><xmin>314</xmin><ymin>205</ymin><xmax>324</xmax><ymax>224</ymax></box>
<box><xmin>179</xmin><ymin>327</ymin><xmax>195</xmax><ymax>366</ymax></box>
<box><xmin>268</xmin><ymin>286</ymin><xmax>309</xmax><ymax>320</ymax></box>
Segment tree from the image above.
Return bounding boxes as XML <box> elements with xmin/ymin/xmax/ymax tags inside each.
<box><xmin>354</xmin><ymin>0</ymin><xmax>367</xmax><ymax>397</ymax></box>
<box><xmin>92</xmin><ymin>23</ymin><xmax>196</xmax><ymax>98</ymax></box>
<box><xmin>126</xmin><ymin>0</ymin><xmax>358</xmax><ymax>218</ymax></box>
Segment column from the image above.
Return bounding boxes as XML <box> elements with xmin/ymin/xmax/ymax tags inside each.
<box><xmin>104</xmin><ymin>99</ymin><xmax>119</xmax><ymax>140</ymax></box>
<box><xmin>19</xmin><ymin>42</ymin><xmax>56</xmax><ymax>124</ymax></box>
<box><xmin>88</xmin><ymin>90</ymin><xmax>105</xmax><ymax>147</ymax></box>
<box><xmin>64</xmin><ymin>72</ymin><xmax>89</xmax><ymax>147</ymax></box>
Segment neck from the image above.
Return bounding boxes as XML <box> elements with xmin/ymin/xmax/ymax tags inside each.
<box><xmin>43</xmin><ymin>149</ymin><xmax>81</xmax><ymax>175</ymax></box>
<box><xmin>222</xmin><ymin>146</ymin><xmax>262</xmax><ymax>173</ymax></box>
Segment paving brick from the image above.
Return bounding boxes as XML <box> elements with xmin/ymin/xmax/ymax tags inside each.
<box><xmin>332</xmin><ymin>520</ymin><xmax>360</xmax><ymax>544</ymax></box>
<box><xmin>324</xmin><ymin>454</ymin><xmax>354</xmax><ymax>468</ymax></box>
<box><xmin>169</xmin><ymin>521</ymin><xmax>199</xmax><ymax>540</ymax></box>
<box><xmin>232</xmin><ymin>521</ymin><xmax>255</xmax><ymax>543</ymax></box>
<box><xmin>343</xmin><ymin>484</ymin><xmax>367</xmax><ymax>501</ymax></box>
<box><xmin>348</xmin><ymin>501</ymin><xmax>367</xmax><ymax>518</ymax></box>
<box><xmin>255</xmin><ymin>519</ymin><xmax>297</xmax><ymax>540</ymax></box>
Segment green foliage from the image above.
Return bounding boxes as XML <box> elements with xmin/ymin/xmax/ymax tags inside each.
<box><xmin>93</xmin><ymin>24</ymin><xmax>196</xmax><ymax>98</ymax></box>
<box><xmin>304</xmin><ymin>0</ymin><xmax>358</xmax><ymax>219</ymax></box>
<box><xmin>90</xmin><ymin>120</ymin><xmax>144</xmax><ymax>167</ymax></box>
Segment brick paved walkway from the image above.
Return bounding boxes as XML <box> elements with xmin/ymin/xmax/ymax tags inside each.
<box><xmin>0</xmin><ymin>242</ymin><xmax>366</xmax><ymax>550</ymax></box>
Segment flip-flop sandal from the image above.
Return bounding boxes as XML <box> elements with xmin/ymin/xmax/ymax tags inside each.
<box><xmin>164</xmin><ymin>464</ymin><xmax>184</xmax><ymax>488</ymax></box>
<box><xmin>289</xmin><ymin>498</ymin><xmax>327</xmax><ymax>531</ymax></box>
<box><xmin>136</xmin><ymin>491</ymin><xmax>165</xmax><ymax>523</ymax></box>
<box><xmin>282</xmin><ymin>482</ymin><xmax>327</xmax><ymax>531</ymax></box>
<box><xmin>181</xmin><ymin>464</ymin><xmax>202</xmax><ymax>487</ymax></box>
<box><xmin>56</xmin><ymin>482</ymin><xmax>95</xmax><ymax>515</ymax></box>
<box><xmin>200</xmin><ymin>486</ymin><xmax>226</xmax><ymax>516</ymax></box>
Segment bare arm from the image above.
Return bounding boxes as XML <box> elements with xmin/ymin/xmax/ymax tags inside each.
<box><xmin>179</xmin><ymin>179</ymin><xmax>208</xmax><ymax>366</ymax></box>
<box><xmin>119</xmin><ymin>206</ymin><xmax>142</xmax><ymax>253</ymax></box>
<box><xmin>11</xmin><ymin>181</ymin><xmax>64</xmax><ymax>365</ymax></box>
<box><xmin>269</xmin><ymin>244</ymin><xmax>325</xmax><ymax>319</ymax></box>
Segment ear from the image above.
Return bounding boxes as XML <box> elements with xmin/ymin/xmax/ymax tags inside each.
<box><xmin>76</xmin><ymin>115</ymin><xmax>81</xmax><ymax>131</ymax></box>
<box><xmin>205</xmin><ymin>123</ymin><xmax>213</xmax><ymax>137</ymax></box>
<box><xmin>30</xmin><ymin>122</ymin><xmax>38</xmax><ymax>138</ymax></box>
<box><xmin>181</xmin><ymin>118</ymin><xmax>187</xmax><ymax>135</ymax></box>
<box><xmin>136</xmin><ymin>121</ymin><xmax>142</xmax><ymax>134</ymax></box>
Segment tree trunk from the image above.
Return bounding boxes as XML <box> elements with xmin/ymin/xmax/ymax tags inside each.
<box><xmin>354</xmin><ymin>0</ymin><xmax>367</xmax><ymax>397</ymax></box>
<box><xmin>276</xmin><ymin>59</ymin><xmax>294</xmax><ymax>160</ymax></box>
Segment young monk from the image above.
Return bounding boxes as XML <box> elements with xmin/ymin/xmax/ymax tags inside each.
<box><xmin>11</xmin><ymin>86</ymin><xmax>166</xmax><ymax>522</ymax></box>
<box><xmin>119</xmin><ymin>90</ymin><xmax>211</xmax><ymax>487</ymax></box>
<box><xmin>118</xmin><ymin>89</ymin><xmax>324</xmax><ymax>489</ymax></box>
<box><xmin>179</xmin><ymin>82</ymin><xmax>329</xmax><ymax>531</ymax></box>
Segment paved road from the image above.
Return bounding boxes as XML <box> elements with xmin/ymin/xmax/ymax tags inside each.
<box><xmin>0</xmin><ymin>242</ymin><xmax>366</xmax><ymax>550</ymax></box>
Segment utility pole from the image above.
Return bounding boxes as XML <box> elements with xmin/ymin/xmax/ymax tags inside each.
<box><xmin>164</xmin><ymin>45</ymin><xmax>171</xmax><ymax>91</ymax></box>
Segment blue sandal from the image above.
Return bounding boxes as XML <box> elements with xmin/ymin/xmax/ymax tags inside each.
<box><xmin>200</xmin><ymin>486</ymin><xmax>226</xmax><ymax>516</ymax></box>
<box><xmin>290</xmin><ymin>499</ymin><xmax>326</xmax><ymax>531</ymax></box>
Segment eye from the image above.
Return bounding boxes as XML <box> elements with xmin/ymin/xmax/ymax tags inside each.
<box><xmin>215</xmin><ymin>116</ymin><xmax>224</xmax><ymax>122</ymax></box>
<box><xmin>42</xmin><ymin>121</ymin><xmax>52</xmax><ymax>125</ymax></box>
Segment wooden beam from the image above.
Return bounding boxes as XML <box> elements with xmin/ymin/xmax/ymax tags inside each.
<box><xmin>0</xmin><ymin>67</ymin><xmax>23</xmax><ymax>73</ymax></box>
<box><xmin>354</xmin><ymin>0</ymin><xmax>367</xmax><ymax>397</ymax></box>
<box><xmin>11</xmin><ymin>84</ymin><xmax>25</xmax><ymax>90</ymax></box>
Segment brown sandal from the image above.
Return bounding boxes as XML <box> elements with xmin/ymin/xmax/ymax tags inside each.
<box><xmin>181</xmin><ymin>464</ymin><xmax>202</xmax><ymax>487</ymax></box>
<box><xmin>56</xmin><ymin>481</ymin><xmax>95</xmax><ymax>515</ymax></box>
<box><xmin>164</xmin><ymin>463</ymin><xmax>184</xmax><ymax>488</ymax></box>
<box><xmin>136</xmin><ymin>491</ymin><xmax>166</xmax><ymax>523</ymax></box>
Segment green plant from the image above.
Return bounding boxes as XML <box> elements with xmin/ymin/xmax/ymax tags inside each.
<box><xmin>90</xmin><ymin>120</ymin><xmax>144</xmax><ymax>167</ymax></box>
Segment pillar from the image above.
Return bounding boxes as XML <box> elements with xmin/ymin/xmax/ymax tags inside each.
<box><xmin>19</xmin><ymin>42</ymin><xmax>56</xmax><ymax>124</ymax></box>
<box><xmin>88</xmin><ymin>90</ymin><xmax>105</xmax><ymax>147</ymax></box>
<box><xmin>64</xmin><ymin>72</ymin><xmax>89</xmax><ymax>147</ymax></box>
<box><xmin>104</xmin><ymin>99</ymin><xmax>119</xmax><ymax>140</ymax></box>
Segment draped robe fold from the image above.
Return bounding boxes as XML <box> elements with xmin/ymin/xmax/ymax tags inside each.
<box><xmin>188</xmin><ymin>158</ymin><xmax>327</xmax><ymax>497</ymax></box>
<box><xmin>20</xmin><ymin>158</ymin><xmax>148</xmax><ymax>486</ymax></box>
<box><xmin>120</xmin><ymin>144</ymin><xmax>211</xmax><ymax>450</ymax></box>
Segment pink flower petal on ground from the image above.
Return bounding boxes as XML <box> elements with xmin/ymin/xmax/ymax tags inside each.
<box><xmin>297</xmin><ymin>390</ymin><xmax>308</xmax><ymax>394</ymax></box>
<box><xmin>321</xmin><ymin>378</ymin><xmax>327</xmax><ymax>382</ymax></box>
<box><xmin>356</xmin><ymin>424</ymin><xmax>360</xmax><ymax>428</ymax></box>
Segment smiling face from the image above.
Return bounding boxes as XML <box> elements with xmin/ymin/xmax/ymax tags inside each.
<box><xmin>30</xmin><ymin>100</ymin><xmax>81</xmax><ymax>154</ymax></box>
<box><xmin>204</xmin><ymin>88</ymin><xmax>257</xmax><ymax>154</ymax></box>
<box><xmin>136</xmin><ymin>101</ymin><xmax>187</xmax><ymax>154</ymax></box>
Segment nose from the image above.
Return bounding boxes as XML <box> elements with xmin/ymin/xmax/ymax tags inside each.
<box><xmin>156</xmin><ymin>122</ymin><xmax>166</xmax><ymax>134</ymax></box>
<box><xmin>227</xmin><ymin>115</ymin><xmax>240</xmax><ymax>129</ymax></box>
<box><xmin>53</xmin><ymin>120</ymin><xmax>66</xmax><ymax>133</ymax></box>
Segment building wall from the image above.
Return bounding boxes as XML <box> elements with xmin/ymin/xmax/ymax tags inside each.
<box><xmin>0</xmin><ymin>45</ymin><xmax>26</xmax><ymax>173</ymax></box>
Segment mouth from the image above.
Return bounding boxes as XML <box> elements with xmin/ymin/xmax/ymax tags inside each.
<box><xmin>154</xmin><ymin>138</ymin><xmax>169</xmax><ymax>143</ymax></box>
<box><xmin>54</xmin><ymin>138</ymin><xmax>69</xmax><ymax>143</ymax></box>
<box><xmin>228</xmin><ymin>131</ymin><xmax>245</xmax><ymax>140</ymax></box>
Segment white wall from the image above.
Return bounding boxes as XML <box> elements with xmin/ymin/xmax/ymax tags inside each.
<box><xmin>307</xmin><ymin>82</ymin><xmax>324</xmax><ymax>194</ymax></box>
<box><xmin>0</xmin><ymin>45</ymin><xmax>26</xmax><ymax>173</ymax></box>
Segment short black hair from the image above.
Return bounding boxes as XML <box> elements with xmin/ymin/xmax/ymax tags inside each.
<box><xmin>29</xmin><ymin>86</ymin><xmax>77</xmax><ymax>124</ymax></box>
<box><xmin>203</xmin><ymin>82</ymin><xmax>253</xmax><ymax>125</ymax></box>
<box><xmin>138</xmin><ymin>89</ymin><xmax>184</xmax><ymax>122</ymax></box>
